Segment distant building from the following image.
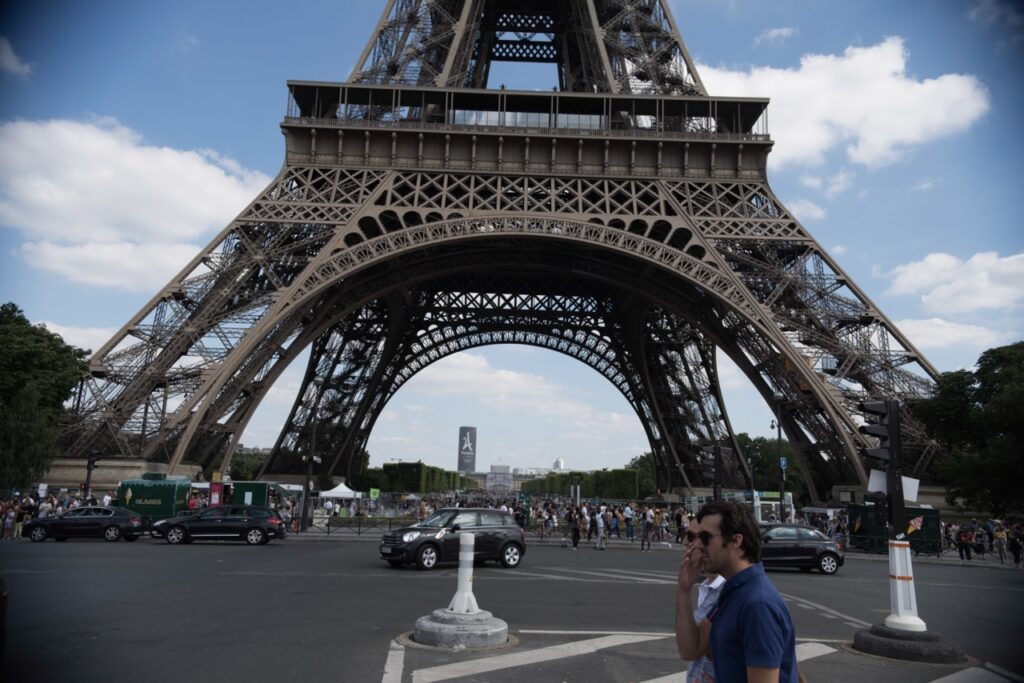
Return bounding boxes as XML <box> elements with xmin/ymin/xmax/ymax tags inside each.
<box><xmin>486</xmin><ymin>464</ymin><xmax>514</xmax><ymax>493</ymax></box>
<box><xmin>552</xmin><ymin>457</ymin><xmax>566</xmax><ymax>471</ymax></box>
<box><xmin>458</xmin><ymin>426</ymin><xmax>477</xmax><ymax>473</ymax></box>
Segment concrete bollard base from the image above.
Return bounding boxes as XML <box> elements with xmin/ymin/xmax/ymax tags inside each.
<box><xmin>853</xmin><ymin>624</ymin><xmax>965</xmax><ymax>663</ymax></box>
<box><xmin>411</xmin><ymin>608</ymin><xmax>509</xmax><ymax>649</ymax></box>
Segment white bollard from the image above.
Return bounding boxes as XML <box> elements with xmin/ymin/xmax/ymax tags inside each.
<box><xmin>447</xmin><ymin>532</ymin><xmax>480</xmax><ymax>614</ymax></box>
<box><xmin>885</xmin><ymin>540</ymin><xmax>927</xmax><ymax>632</ymax></box>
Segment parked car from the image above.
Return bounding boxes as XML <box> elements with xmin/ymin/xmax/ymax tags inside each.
<box><xmin>151</xmin><ymin>505</ymin><xmax>286</xmax><ymax>545</ymax></box>
<box><xmin>760</xmin><ymin>523</ymin><xmax>845</xmax><ymax>575</ymax></box>
<box><xmin>379</xmin><ymin>508</ymin><xmax>526</xmax><ymax>570</ymax></box>
<box><xmin>24</xmin><ymin>506</ymin><xmax>147</xmax><ymax>542</ymax></box>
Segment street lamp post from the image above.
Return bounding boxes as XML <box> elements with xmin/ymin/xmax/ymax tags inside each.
<box><xmin>301</xmin><ymin>376</ymin><xmax>325</xmax><ymax>532</ymax></box>
<box><xmin>301</xmin><ymin>452</ymin><xmax>322</xmax><ymax>532</ymax></box>
<box><xmin>772</xmin><ymin>392</ymin><xmax>786</xmax><ymax>523</ymax></box>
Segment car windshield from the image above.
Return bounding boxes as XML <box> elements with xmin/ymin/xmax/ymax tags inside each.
<box><xmin>417</xmin><ymin>511</ymin><xmax>455</xmax><ymax>528</ymax></box>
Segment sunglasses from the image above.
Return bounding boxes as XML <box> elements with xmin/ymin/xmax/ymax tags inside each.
<box><xmin>685</xmin><ymin>531</ymin><xmax>724</xmax><ymax>545</ymax></box>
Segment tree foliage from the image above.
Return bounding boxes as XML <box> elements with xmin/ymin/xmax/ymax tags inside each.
<box><xmin>734</xmin><ymin>433</ymin><xmax>809</xmax><ymax>505</ymax></box>
<box><xmin>914</xmin><ymin>341</ymin><xmax>1024</xmax><ymax>517</ymax></box>
<box><xmin>0</xmin><ymin>303</ymin><xmax>89</xmax><ymax>491</ymax></box>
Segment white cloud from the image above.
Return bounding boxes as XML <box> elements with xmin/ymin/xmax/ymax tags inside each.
<box><xmin>36</xmin><ymin>321</ymin><xmax>117</xmax><ymax>352</ymax></box>
<box><xmin>888</xmin><ymin>251</ymin><xmax>1024</xmax><ymax>314</ymax></box>
<box><xmin>831</xmin><ymin>244</ymin><xmax>848</xmax><ymax>255</ymax></box>
<box><xmin>824</xmin><ymin>168</ymin><xmax>854</xmax><ymax>198</ymax></box>
<box><xmin>799</xmin><ymin>175</ymin><xmax>822</xmax><ymax>189</ymax></box>
<box><xmin>21</xmin><ymin>241</ymin><xmax>203</xmax><ymax>292</ymax></box>
<box><xmin>785</xmin><ymin>198</ymin><xmax>826</xmax><ymax>222</ymax></box>
<box><xmin>0</xmin><ymin>36</ymin><xmax>32</xmax><ymax>77</ymax></box>
<box><xmin>896</xmin><ymin>318</ymin><xmax>1015</xmax><ymax>350</ymax></box>
<box><xmin>698</xmin><ymin>37</ymin><xmax>990</xmax><ymax>168</ymax></box>
<box><xmin>754</xmin><ymin>27</ymin><xmax>798</xmax><ymax>47</ymax></box>
<box><xmin>912</xmin><ymin>178</ymin><xmax>939</xmax><ymax>191</ymax></box>
<box><xmin>0</xmin><ymin>118</ymin><xmax>271</xmax><ymax>290</ymax></box>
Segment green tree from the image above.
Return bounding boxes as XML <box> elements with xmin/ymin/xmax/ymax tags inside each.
<box><xmin>624</xmin><ymin>452</ymin><xmax>659</xmax><ymax>498</ymax></box>
<box><xmin>914</xmin><ymin>341</ymin><xmax>1024</xmax><ymax>517</ymax></box>
<box><xmin>0</xmin><ymin>303</ymin><xmax>88</xmax><ymax>491</ymax></box>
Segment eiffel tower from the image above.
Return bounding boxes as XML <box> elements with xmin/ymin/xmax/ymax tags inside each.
<box><xmin>63</xmin><ymin>0</ymin><xmax>940</xmax><ymax>501</ymax></box>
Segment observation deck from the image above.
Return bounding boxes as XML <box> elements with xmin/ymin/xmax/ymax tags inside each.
<box><xmin>282</xmin><ymin>82</ymin><xmax>774</xmax><ymax>180</ymax></box>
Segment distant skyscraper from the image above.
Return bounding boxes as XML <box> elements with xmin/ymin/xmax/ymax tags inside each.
<box><xmin>553</xmin><ymin>457</ymin><xmax>566</xmax><ymax>471</ymax></box>
<box><xmin>458</xmin><ymin>426</ymin><xmax>477</xmax><ymax>473</ymax></box>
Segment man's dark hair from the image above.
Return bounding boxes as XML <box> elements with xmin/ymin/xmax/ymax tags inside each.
<box><xmin>697</xmin><ymin>501</ymin><xmax>761</xmax><ymax>563</ymax></box>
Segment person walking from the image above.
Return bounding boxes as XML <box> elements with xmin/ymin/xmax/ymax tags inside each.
<box><xmin>595</xmin><ymin>507</ymin><xmax>607</xmax><ymax>550</ymax></box>
<box><xmin>994</xmin><ymin>524</ymin><xmax>1008</xmax><ymax>565</ymax></box>
<box><xmin>640</xmin><ymin>505</ymin><xmax>652</xmax><ymax>552</ymax></box>
<box><xmin>569</xmin><ymin>506</ymin><xmax>581</xmax><ymax>550</ymax></box>
<box><xmin>676</xmin><ymin>501</ymin><xmax>798</xmax><ymax>682</ymax></box>
<box><xmin>624</xmin><ymin>502</ymin><xmax>635</xmax><ymax>542</ymax></box>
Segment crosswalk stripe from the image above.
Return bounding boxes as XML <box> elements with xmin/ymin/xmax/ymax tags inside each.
<box><xmin>380</xmin><ymin>640</ymin><xmax>404</xmax><ymax>683</ymax></box>
<box><xmin>410</xmin><ymin>634</ymin><xmax>668</xmax><ymax>683</ymax></box>
<box><xmin>796</xmin><ymin>642</ymin><xmax>837</xmax><ymax>661</ymax></box>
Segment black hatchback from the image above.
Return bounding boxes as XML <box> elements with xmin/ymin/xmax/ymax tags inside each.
<box><xmin>379</xmin><ymin>508</ymin><xmax>526</xmax><ymax>570</ymax></box>
<box><xmin>761</xmin><ymin>524</ymin><xmax>845</xmax><ymax>575</ymax></box>
<box><xmin>24</xmin><ymin>506</ymin><xmax>147</xmax><ymax>542</ymax></box>
<box><xmin>152</xmin><ymin>505</ymin><xmax>286</xmax><ymax>545</ymax></box>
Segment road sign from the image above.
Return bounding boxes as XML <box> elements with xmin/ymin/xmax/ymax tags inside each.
<box><xmin>780</xmin><ymin>457</ymin><xmax>788</xmax><ymax>471</ymax></box>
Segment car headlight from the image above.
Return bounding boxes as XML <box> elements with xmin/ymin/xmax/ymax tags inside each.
<box><xmin>402</xmin><ymin>531</ymin><xmax>422</xmax><ymax>542</ymax></box>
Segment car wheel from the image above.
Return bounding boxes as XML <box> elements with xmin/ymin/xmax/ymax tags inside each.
<box><xmin>387</xmin><ymin>560</ymin><xmax>404</xmax><ymax>568</ymax></box>
<box><xmin>29</xmin><ymin>526</ymin><xmax>48</xmax><ymax>542</ymax></box>
<box><xmin>499</xmin><ymin>543</ymin><xmax>522</xmax><ymax>568</ymax></box>
<box><xmin>166</xmin><ymin>526</ymin><xmax>186</xmax><ymax>545</ymax></box>
<box><xmin>415</xmin><ymin>544</ymin><xmax>439</xmax><ymax>570</ymax></box>
<box><xmin>104</xmin><ymin>525</ymin><xmax>122</xmax><ymax>542</ymax></box>
<box><xmin>818</xmin><ymin>553</ymin><xmax>840</xmax><ymax>575</ymax></box>
<box><xmin>246</xmin><ymin>528</ymin><xmax>267</xmax><ymax>545</ymax></box>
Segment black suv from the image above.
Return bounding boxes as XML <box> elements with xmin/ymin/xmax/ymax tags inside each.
<box><xmin>152</xmin><ymin>505</ymin><xmax>286</xmax><ymax>545</ymax></box>
<box><xmin>379</xmin><ymin>508</ymin><xmax>526</xmax><ymax>570</ymax></box>
<box><xmin>760</xmin><ymin>524</ymin><xmax>845</xmax><ymax>575</ymax></box>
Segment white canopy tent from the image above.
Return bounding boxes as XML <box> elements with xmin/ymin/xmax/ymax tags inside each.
<box><xmin>319</xmin><ymin>482</ymin><xmax>358</xmax><ymax>498</ymax></box>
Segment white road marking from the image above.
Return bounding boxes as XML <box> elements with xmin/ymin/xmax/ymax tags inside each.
<box><xmin>796</xmin><ymin>641</ymin><xmax>837</xmax><ymax>661</ymax></box>
<box><xmin>635</xmin><ymin>640</ymin><xmax>837</xmax><ymax>683</ymax></box>
<box><xmin>380</xmin><ymin>640</ymin><xmax>404</xmax><ymax>683</ymax></box>
<box><xmin>409</xmin><ymin>634</ymin><xmax>667</xmax><ymax>683</ymax></box>
<box><xmin>985</xmin><ymin>663</ymin><xmax>1024</xmax><ymax>682</ymax></box>
<box><xmin>929</xmin><ymin>668</ymin><xmax>1014</xmax><ymax>682</ymax></box>
<box><xmin>780</xmin><ymin>592</ymin><xmax>872</xmax><ymax>628</ymax></box>
<box><xmin>550</xmin><ymin>567</ymin><xmax>673</xmax><ymax>584</ymax></box>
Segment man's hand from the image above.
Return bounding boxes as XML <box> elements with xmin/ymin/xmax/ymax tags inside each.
<box><xmin>677</xmin><ymin>544</ymin><xmax>704</xmax><ymax>591</ymax></box>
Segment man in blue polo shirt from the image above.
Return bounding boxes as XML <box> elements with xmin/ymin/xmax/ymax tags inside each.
<box><xmin>675</xmin><ymin>501</ymin><xmax>798</xmax><ymax>682</ymax></box>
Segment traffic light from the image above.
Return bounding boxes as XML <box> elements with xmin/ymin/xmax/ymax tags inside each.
<box><xmin>858</xmin><ymin>400</ymin><xmax>901</xmax><ymax>467</ymax></box>
<box><xmin>858</xmin><ymin>400</ymin><xmax>907</xmax><ymax>538</ymax></box>
<box><xmin>86</xmin><ymin>452</ymin><xmax>101</xmax><ymax>471</ymax></box>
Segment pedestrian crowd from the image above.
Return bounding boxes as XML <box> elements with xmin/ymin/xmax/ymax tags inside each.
<box><xmin>1</xmin><ymin>489</ymin><xmax>118</xmax><ymax>540</ymax></box>
<box><xmin>945</xmin><ymin>517</ymin><xmax>1022</xmax><ymax>566</ymax></box>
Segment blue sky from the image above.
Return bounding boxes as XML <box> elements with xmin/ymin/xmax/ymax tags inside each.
<box><xmin>1</xmin><ymin>0</ymin><xmax>1021</xmax><ymax>474</ymax></box>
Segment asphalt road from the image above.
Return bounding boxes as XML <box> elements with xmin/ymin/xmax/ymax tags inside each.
<box><xmin>1</xmin><ymin>536</ymin><xmax>1021</xmax><ymax>682</ymax></box>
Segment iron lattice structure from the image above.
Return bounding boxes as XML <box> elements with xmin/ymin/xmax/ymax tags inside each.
<box><xmin>64</xmin><ymin>0</ymin><xmax>940</xmax><ymax>501</ymax></box>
